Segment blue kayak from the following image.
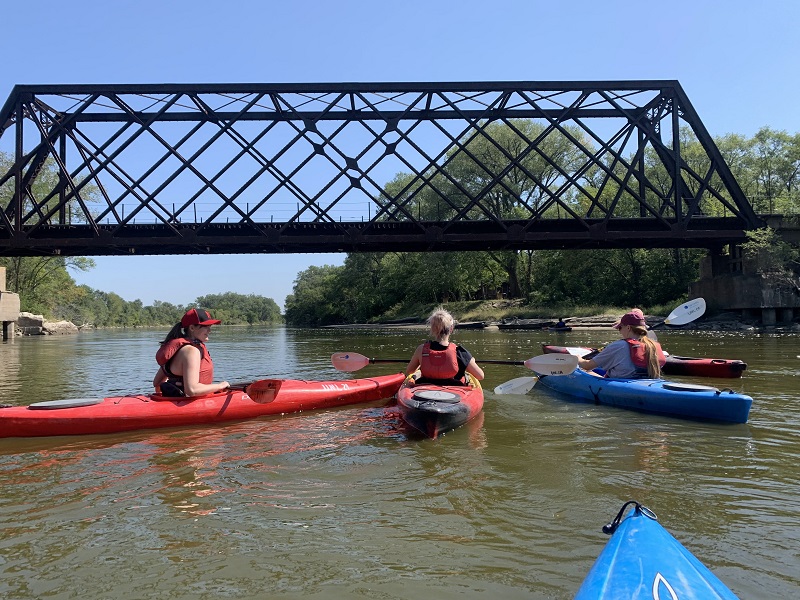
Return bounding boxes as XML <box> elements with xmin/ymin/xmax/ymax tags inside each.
<box><xmin>537</xmin><ymin>369</ymin><xmax>752</xmax><ymax>423</ymax></box>
<box><xmin>575</xmin><ymin>502</ymin><xmax>740</xmax><ymax>599</ymax></box>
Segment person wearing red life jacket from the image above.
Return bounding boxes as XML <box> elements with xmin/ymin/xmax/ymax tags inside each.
<box><xmin>405</xmin><ymin>307</ymin><xmax>485</xmax><ymax>386</ymax></box>
<box><xmin>153</xmin><ymin>308</ymin><xmax>231</xmax><ymax>397</ymax></box>
<box><xmin>578</xmin><ymin>308</ymin><xmax>666</xmax><ymax>379</ymax></box>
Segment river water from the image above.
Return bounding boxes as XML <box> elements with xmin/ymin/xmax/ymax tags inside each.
<box><xmin>0</xmin><ymin>326</ymin><xmax>798</xmax><ymax>599</ymax></box>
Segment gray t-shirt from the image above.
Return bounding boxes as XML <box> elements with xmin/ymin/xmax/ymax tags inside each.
<box><xmin>591</xmin><ymin>339</ymin><xmax>640</xmax><ymax>378</ymax></box>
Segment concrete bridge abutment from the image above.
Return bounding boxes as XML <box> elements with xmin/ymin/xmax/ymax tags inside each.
<box><xmin>0</xmin><ymin>267</ymin><xmax>21</xmax><ymax>341</ymax></box>
<box><xmin>690</xmin><ymin>246</ymin><xmax>799</xmax><ymax>326</ymax></box>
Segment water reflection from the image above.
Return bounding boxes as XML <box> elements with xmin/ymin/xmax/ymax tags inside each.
<box><xmin>0</xmin><ymin>327</ymin><xmax>798</xmax><ymax>598</ymax></box>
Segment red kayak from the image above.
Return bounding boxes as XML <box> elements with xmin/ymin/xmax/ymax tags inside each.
<box><xmin>396</xmin><ymin>374</ymin><xmax>484</xmax><ymax>439</ymax></box>
<box><xmin>542</xmin><ymin>345</ymin><xmax>747</xmax><ymax>379</ymax></box>
<box><xmin>0</xmin><ymin>373</ymin><xmax>406</xmax><ymax>438</ymax></box>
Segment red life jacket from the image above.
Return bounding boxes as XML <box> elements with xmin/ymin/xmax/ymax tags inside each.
<box><xmin>156</xmin><ymin>338</ymin><xmax>214</xmax><ymax>384</ymax></box>
<box><xmin>624</xmin><ymin>338</ymin><xmax>666</xmax><ymax>373</ymax></box>
<box><xmin>420</xmin><ymin>341</ymin><xmax>460</xmax><ymax>380</ymax></box>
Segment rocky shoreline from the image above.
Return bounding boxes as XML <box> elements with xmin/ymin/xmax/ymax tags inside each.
<box><xmin>13</xmin><ymin>312</ymin><xmax>81</xmax><ymax>336</ymax></box>
<box><xmin>326</xmin><ymin>312</ymin><xmax>800</xmax><ymax>333</ymax></box>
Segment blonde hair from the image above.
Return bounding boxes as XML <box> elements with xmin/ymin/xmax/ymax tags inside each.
<box><xmin>631</xmin><ymin>325</ymin><xmax>662</xmax><ymax>378</ymax></box>
<box><xmin>427</xmin><ymin>307</ymin><xmax>455</xmax><ymax>343</ymax></box>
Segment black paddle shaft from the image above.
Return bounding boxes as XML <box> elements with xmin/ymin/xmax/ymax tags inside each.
<box><xmin>368</xmin><ymin>358</ymin><xmax>525</xmax><ymax>366</ymax></box>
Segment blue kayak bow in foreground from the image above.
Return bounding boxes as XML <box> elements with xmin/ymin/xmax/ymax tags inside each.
<box><xmin>575</xmin><ymin>501</ymin><xmax>740</xmax><ymax>599</ymax></box>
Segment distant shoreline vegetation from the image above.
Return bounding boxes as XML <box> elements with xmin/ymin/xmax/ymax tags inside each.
<box><xmin>13</xmin><ymin>278</ymin><xmax>282</xmax><ymax>328</ymax></box>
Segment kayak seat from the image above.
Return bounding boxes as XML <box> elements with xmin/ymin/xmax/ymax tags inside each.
<box><xmin>661</xmin><ymin>382</ymin><xmax>720</xmax><ymax>393</ymax></box>
<box><xmin>412</xmin><ymin>390</ymin><xmax>461</xmax><ymax>403</ymax></box>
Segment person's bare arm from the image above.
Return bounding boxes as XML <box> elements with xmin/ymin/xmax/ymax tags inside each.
<box><xmin>466</xmin><ymin>358</ymin><xmax>484</xmax><ymax>380</ymax></box>
<box><xmin>405</xmin><ymin>346</ymin><xmax>422</xmax><ymax>375</ymax></box>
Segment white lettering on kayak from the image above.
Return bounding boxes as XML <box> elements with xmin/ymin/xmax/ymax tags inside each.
<box><xmin>652</xmin><ymin>572</ymin><xmax>678</xmax><ymax>600</ymax></box>
<box><xmin>320</xmin><ymin>383</ymin><xmax>351</xmax><ymax>391</ymax></box>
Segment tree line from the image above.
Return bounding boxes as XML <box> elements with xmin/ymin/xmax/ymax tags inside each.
<box><xmin>0</xmin><ymin>260</ymin><xmax>283</xmax><ymax>327</ymax></box>
<box><xmin>285</xmin><ymin>124</ymin><xmax>800</xmax><ymax>326</ymax></box>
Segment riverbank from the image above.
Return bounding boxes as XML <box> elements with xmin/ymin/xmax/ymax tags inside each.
<box><xmin>324</xmin><ymin>300</ymin><xmax>800</xmax><ymax>333</ymax></box>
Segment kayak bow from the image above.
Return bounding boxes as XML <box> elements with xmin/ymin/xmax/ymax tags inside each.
<box><xmin>575</xmin><ymin>501</ymin><xmax>740</xmax><ymax>599</ymax></box>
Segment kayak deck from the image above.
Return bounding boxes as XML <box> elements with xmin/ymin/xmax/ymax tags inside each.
<box><xmin>396</xmin><ymin>374</ymin><xmax>484</xmax><ymax>439</ymax></box>
<box><xmin>0</xmin><ymin>373</ymin><xmax>406</xmax><ymax>438</ymax></box>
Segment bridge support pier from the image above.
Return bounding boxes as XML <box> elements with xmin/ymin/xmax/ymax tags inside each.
<box><xmin>690</xmin><ymin>247</ymin><xmax>800</xmax><ymax>326</ymax></box>
<box><xmin>0</xmin><ymin>268</ymin><xmax>21</xmax><ymax>341</ymax></box>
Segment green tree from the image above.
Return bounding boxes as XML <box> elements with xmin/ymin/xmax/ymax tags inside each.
<box><xmin>284</xmin><ymin>265</ymin><xmax>348</xmax><ymax>326</ymax></box>
<box><xmin>741</xmin><ymin>227</ymin><xmax>800</xmax><ymax>294</ymax></box>
<box><xmin>195</xmin><ymin>292</ymin><xmax>281</xmax><ymax>324</ymax></box>
<box><xmin>0</xmin><ymin>256</ymin><xmax>95</xmax><ymax>315</ymax></box>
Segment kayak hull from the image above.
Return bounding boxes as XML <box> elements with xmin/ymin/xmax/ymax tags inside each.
<box><xmin>0</xmin><ymin>374</ymin><xmax>406</xmax><ymax>438</ymax></box>
<box><xmin>396</xmin><ymin>375</ymin><xmax>484</xmax><ymax>438</ymax></box>
<box><xmin>662</xmin><ymin>354</ymin><xmax>747</xmax><ymax>378</ymax></box>
<box><xmin>542</xmin><ymin>345</ymin><xmax>747</xmax><ymax>378</ymax></box>
<box><xmin>575</xmin><ymin>505</ymin><xmax>740</xmax><ymax>599</ymax></box>
<box><xmin>537</xmin><ymin>369</ymin><xmax>752</xmax><ymax>423</ymax></box>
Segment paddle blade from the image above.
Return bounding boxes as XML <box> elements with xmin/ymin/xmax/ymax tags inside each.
<box><xmin>558</xmin><ymin>346</ymin><xmax>599</xmax><ymax>359</ymax></box>
<box><xmin>331</xmin><ymin>352</ymin><xmax>371</xmax><ymax>372</ymax></box>
<box><xmin>246</xmin><ymin>379</ymin><xmax>282</xmax><ymax>404</ymax></box>
<box><xmin>524</xmin><ymin>353</ymin><xmax>579</xmax><ymax>375</ymax></box>
<box><xmin>665</xmin><ymin>298</ymin><xmax>706</xmax><ymax>325</ymax></box>
<box><xmin>493</xmin><ymin>376</ymin><xmax>537</xmax><ymax>395</ymax></box>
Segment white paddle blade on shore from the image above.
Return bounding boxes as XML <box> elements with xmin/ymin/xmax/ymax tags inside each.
<box><xmin>523</xmin><ymin>353</ymin><xmax>579</xmax><ymax>375</ymax></box>
<box><xmin>493</xmin><ymin>376</ymin><xmax>537</xmax><ymax>395</ymax></box>
<box><xmin>331</xmin><ymin>352</ymin><xmax>371</xmax><ymax>372</ymax></box>
<box><xmin>664</xmin><ymin>298</ymin><xmax>706</xmax><ymax>325</ymax></box>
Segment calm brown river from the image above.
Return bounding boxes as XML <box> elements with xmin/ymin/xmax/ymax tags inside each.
<box><xmin>0</xmin><ymin>326</ymin><xmax>798</xmax><ymax>599</ymax></box>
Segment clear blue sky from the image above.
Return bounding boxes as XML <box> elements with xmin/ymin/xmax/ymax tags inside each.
<box><xmin>2</xmin><ymin>0</ymin><xmax>798</xmax><ymax>310</ymax></box>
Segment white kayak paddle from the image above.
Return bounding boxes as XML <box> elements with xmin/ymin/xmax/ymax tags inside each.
<box><xmin>664</xmin><ymin>297</ymin><xmax>706</xmax><ymax>326</ymax></box>
<box><xmin>493</xmin><ymin>354</ymin><xmax>579</xmax><ymax>395</ymax></box>
<box><xmin>493</xmin><ymin>377</ymin><xmax>537</xmax><ymax>395</ymax></box>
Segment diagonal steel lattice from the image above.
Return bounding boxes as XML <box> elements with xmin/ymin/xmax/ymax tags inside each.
<box><xmin>0</xmin><ymin>81</ymin><xmax>764</xmax><ymax>256</ymax></box>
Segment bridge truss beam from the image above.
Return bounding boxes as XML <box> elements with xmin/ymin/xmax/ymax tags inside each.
<box><xmin>0</xmin><ymin>81</ymin><xmax>764</xmax><ymax>256</ymax></box>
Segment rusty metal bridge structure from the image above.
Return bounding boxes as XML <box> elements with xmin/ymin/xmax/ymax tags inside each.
<box><xmin>0</xmin><ymin>81</ymin><xmax>764</xmax><ymax>257</ymax></box>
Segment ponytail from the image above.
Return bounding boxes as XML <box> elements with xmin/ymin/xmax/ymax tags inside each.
<box><xmin>160</xmin><ymin>322</ymin><xmax>185</xmax><ymax>344</ymax></box>
<box><xmin>631</xmin><ymin>325</ymin><xmax>662</xmax><ymax>378</ymax></box>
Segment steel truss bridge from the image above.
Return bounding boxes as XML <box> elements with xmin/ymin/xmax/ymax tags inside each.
<box><xmin>0</xmin><ymin>81</ymin><xmax>764</xmax><ymax>257</ymax></box>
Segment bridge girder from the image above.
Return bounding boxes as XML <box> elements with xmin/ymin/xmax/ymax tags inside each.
<box><xmin>0</xmin><ymin>81</ymin><xmax>764</xmax><ymax>256</ymax></box>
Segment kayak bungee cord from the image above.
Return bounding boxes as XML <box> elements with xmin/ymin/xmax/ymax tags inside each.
<box><xmin>602</xmin><ymin>500</ymin><xmax>657</xmax><ymax>534</ymax></box>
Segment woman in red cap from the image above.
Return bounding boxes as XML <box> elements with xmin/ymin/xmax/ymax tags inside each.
<box><xmin>153</xmin><ymin>308</ymin><xmax>231</xmax><ymax>397</ymax></box>
<box><xmin>577</xmin><ymin>308</ymin><xmax>666</xmax><ymax>379</ymax></box>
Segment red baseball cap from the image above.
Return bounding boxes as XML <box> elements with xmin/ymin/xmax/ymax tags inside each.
<box><xmin>613</xmin><ymin>308</ymin><xmax>646</xmax><ymax>329</ymax></box>
<box><xmin>181</xmin><ymin>308</ymin><xmax>222</xmax><ymax>327</ymax></box>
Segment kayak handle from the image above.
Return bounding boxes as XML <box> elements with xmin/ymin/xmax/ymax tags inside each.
<box><xmin>602</xmin><ymin>500</ymin><xmax>658</xmax><ymax>535</ymax></box>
